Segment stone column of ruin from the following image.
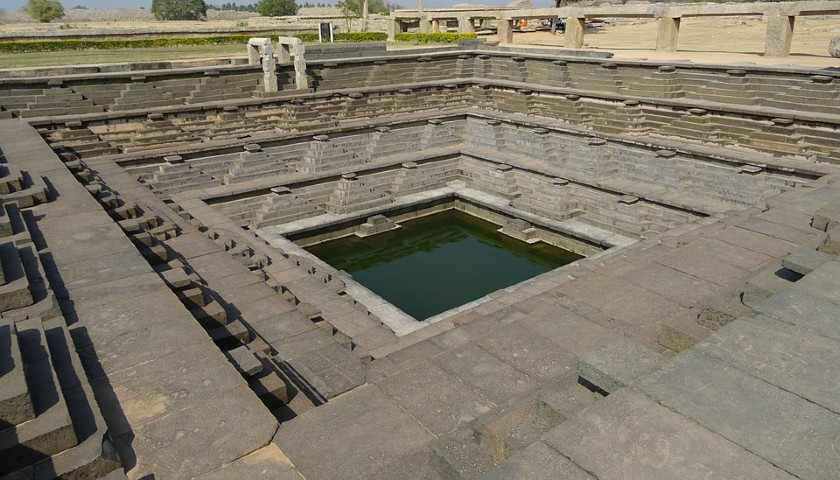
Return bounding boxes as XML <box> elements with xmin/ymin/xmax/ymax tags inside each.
<box><xmin>564</xmin><ymin>15</ymin><xmax>585</xmax><ymax>49</ymax></box>
<box><xmin>764</xmin><ymin>13</ymin><xmax>795</xmax><ymax>57</ymax></box>
<box><xmin>498</xmin><ymin>18</ymin><xmax>514</xmax><ymax>43</ymax></box>
<box><xmin>656</xmin><ymin>16</ymin><xmax>681</xmax><ymax>52</ymax></box>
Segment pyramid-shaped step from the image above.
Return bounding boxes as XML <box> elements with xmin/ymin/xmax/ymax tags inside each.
<box><xmin>0</xmin><ymin>241</ymin><xmax>33</xmax><ymax>312</ymax></box>
<box><xmin>0</xmin><ymin>318</ymin><xmax>77</xmax><ymax>476</ymax></box>
<box><xmin>0</xmin><ymin>319</ymin><xmax>34</xmax><ymax>428</ymax></box>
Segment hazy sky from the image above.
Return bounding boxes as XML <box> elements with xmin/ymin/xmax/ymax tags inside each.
<box><xmin>0</xmin><ymin>0</ymin><xmax>552</xmax><ymax>11</ymax></box>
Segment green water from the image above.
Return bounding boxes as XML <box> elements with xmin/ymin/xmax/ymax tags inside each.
<box><xmin>305</xmin><ymin>210</ymin><xmax>583</xmax><ymax>320</ymax></box>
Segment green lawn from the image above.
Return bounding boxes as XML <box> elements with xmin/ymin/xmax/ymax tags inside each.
<box><xmin>0</xmin><ymin>44</ymin><xmax>249</xmax><ymax>69</ymax></box>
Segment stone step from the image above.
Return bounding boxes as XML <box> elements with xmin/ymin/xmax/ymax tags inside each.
<box><xmin>742</xmin><ymin>265</ymin><xmax>802</xmax><ymax>308</ymax></box>
<box><xmin>430</xmin><ymin>427</ymin><xmax>498</xmax><ymax>480</ymax></box>
<box><xmin>37</xmin><ymin>317</ymin><xmax>123</xmax><ymax>479</ymax></box>
<box><xmin>577</xmin><ymin>336</ymin><xmax>662</xmax><ymax>395</ymax></box>
<box><xmin>0</xmin><ymin>319</ymin><xmax>35</xmax><ymax>429</ymax></box>
<box><xmin>0</xmin><ymin>241</ymin><xmax>33</xmax><ymax>312</ymax></box>
<box><xmin>473</xmin><ymin>389</ymin><xmax>565</xmax><ymax>464</ymax></box>
<box><xmin>0</xmin><ymin>318</ymin><xmax>77</xmax><ymax>476</ymax></box>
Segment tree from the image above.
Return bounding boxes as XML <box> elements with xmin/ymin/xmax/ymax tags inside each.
<box><xmin>25</xmin><ymin>0</ymin><xmax>65</xmax><ymax>23</ymax></box>
<box><xmin>336</xmin><ymin>0</ymin><xmax>361</xmax><ymax>17</ymax></box>
<box><xmin>150</xmin><ymin>0</ymin><xmax>208</xmax><ymax>21</ymax></box>
<box><xmin>256</xmin><ymin>0</ymin><xmax>298</xmax><ymax>16</ymax></box>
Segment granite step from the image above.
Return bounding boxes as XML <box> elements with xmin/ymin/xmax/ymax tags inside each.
<box><xmin>0</xmin><ymin>319</ymin><xmax>35</xmax><ymax>429</ymax></box>
<box><xmin>0</xmin><ymin>319</ymin><xmax>77</xmax><ymax>476</ymax></box>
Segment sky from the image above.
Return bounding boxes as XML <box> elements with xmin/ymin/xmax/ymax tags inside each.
<box><xmin>0</xmin><ymin>0</ymin><xmax>552</xmax><ymax>12</ymax></box>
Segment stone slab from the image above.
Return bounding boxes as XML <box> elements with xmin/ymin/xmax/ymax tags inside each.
<box><xmin>432</xmin><ymin>344</ymin><xmax>539</xmax><ymax>405</ymax></box>
<box><xmin>755</xmin><ymin>287</ymin><xmax>840</xmax><ymax>341</ymax></box>
<box><xmin>542</xmin><ymin>389</ymin><xmax>795</xmax><ymax>480</ymax></box>
<box><xmin>622</xmin><ymin>262</ymin><xmax>718</xmax><ymax>308</ymax></box>
<box><xmin>578</xmin><ymin>337</ymin><xmax>661</xmax><ymax>394</ymax></box>
<box><xmin>781</xmin><ymin>249</ymin><xmax>834</xmax><ymax>275</ymax></box>
<box><xmin>714</xmin><ymin>225</ymin><xmax>799</xmax><ymax>258</ymax></box>
<box><xmin>472</xmin><ymin>323</ymin><xmax>576</xmax><ymax>383</ymax></box>
<box><xmin>274</xmin><ymin>384</ymin><xmax>433</xmax><ymax>480</ymax></box>
<box><xmin>699</xmin><ymin>313</ymin><xmax>840</xmax><ymax>414</ymax></box>
<box><xmin>120</xmin><ymin>385</ymin><xmax>277</xmax><ymax>480</ymax></box>
<box><xmin>194</xmin><ymin>443</ymin><xmax>300</xmax><ymax>480</ymax></box>
<box><xmin>481</xmin><ymin>440</ymin><xmax>594</xmax><ymax>480</ymax></box>
<box><xmin>656</xmin><ymin>248</ymin><xmax>750</xmax><ymax>286</ymax></box>
<box><xmin>378</xmin><ymin>361</ymin><xmax>495</xmax><ymax>436</ymax></box>
<box><xmin>71</xmin><ymin>288</ymin><xmax>209</xmax><ymax>377</ymax></box>
<box><xmin>633</xmin><ymin>350</ymin><xmax>840</xmax><ymax>480</ymax></box>
<box><xmin>90</xmin><ymin>340</ymin><xmax>245</xmax><ymax>438</ymax></box>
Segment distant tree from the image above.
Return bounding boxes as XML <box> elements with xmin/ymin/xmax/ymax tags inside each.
<box><xmin>151</xmin><ymin>0</ymin><xmax>208</xmax><ymax>20</ymax></box>
<box><xmin>256</xmin><ymin>0</ymin><xmax>297</xmax><ymax>15</ymax></box>
<box><xmin>25</xmin><ymin>0</ymin><xmax>65</xmax><ymax>22</ymax></box>
<box><xmin>336</xmin><ymin>0</ymin><xmax>361</xmax><ymax>18</ymax></box>
<box><xmin>71</xmin><ymin>4</ymin><xmax>89</xmax><ymax>9</ymax></box>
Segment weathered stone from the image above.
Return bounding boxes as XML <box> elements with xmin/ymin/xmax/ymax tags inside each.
<box><xmin>829</xmin><ymin>36</ymin><xmax>840</xmax><ymax>58</ymax></box>
<box><xmin>578</xmin><ymin>337</ymin><xmax>661</xmax><ymax>394</ymax></box>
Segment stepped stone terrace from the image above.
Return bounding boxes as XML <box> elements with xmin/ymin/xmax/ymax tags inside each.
<box><xmin>0</xmin><ymin>37</ymin><xmax>839</xmax><ymax>480</ymax></box>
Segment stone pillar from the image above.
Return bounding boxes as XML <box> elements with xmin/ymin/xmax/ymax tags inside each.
<box><xmin>277</xmin><ymin>37</ymin><xmax>292</xmax><ymax>64</ymax></box>
<box><xmin>564</xmin><ymin>16</ymin><xmax>585</xmax><ymax>49</ymax></box>
<box><xmin>278</xmin><ymin>37</ymin><xmax>308</xmax><ymax>90</ymax></box>
<box><xmin>420</xmin><ymin>17</ymin><xmax>432</xmax><ymax>33</ymax></box>
<box><xmin>498</xmin><ymin>18</ymin><xmax>514</xmax><ymax>44</ymax></box>
<box><xmin>249</xmin><ymin>38</ymin><xmax>277</xmax><ymax>93</ymax></box>
<box><xmin>387</xmin><ymin>18</ymin><xmax>398</xmax><ymax>41</ymax></box>
<box><xmin>457</xmin><ymin>15</ymin><xmax>475</xmax><ymax>33</ymax></box>
<box><xmin>292</xmin><ymin>42</ymin><xmax>308</xmax><ymax>90</ymax></box>
<box><xmin>656</xmin><ymin>16</ymin><xmax>680</xmax><ymax>52</ymax></box>
<box><xmin>764</xmin><ymin>14</ymin><xmax>795</xmax><ymax>57</ymax></box>
<box><xmin>431</xmin><ymin>19</ymin><xmax>440</xmax><ymax>33</ymax></box>
<box><xmin>247</xmin><ymin>37</ymin><xmax>271</xmax><ymax>66</ymax></box>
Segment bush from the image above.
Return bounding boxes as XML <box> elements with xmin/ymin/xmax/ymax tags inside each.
<box><xmin>0</xmin><ymin>34</ymin><xmax>263</xmax><ymax>53</ymax></box>
<box><xmin>394</xmin><ymin>32</ymin><xmax>478</xmax><ymax>44</ymax></box>
<box><xmin>256</xmin><ymin>0</ymin><xmax>298</xmax><ymax>16</ymax></box>
<box><xmin>25</xmin><ymin>0</ymin><xmax>65</xmax><ymax>23</ymax></box>
<box><xmin>334</xmin><ymin>32</ymin><xmax>388</xmax><ymax>42</ymax></box>
<box><xmin>151</xmin><ymin>0</ymin><xmax>208</xmax><ymax>21</ymax></box>
<box><xmin>294</xmin><ymin>33</ymin><xmax>320</xmax><ymax>42</ymax></box>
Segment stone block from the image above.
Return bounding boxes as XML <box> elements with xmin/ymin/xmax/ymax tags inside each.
<box><xmin>782</xmin><ymin>249</ymin><xmax>834</xmax><ymax>275</ymax></box>
<box><xmin>430</xmin><ymin>427</ymin><xmax>497</xmax><ymax>480</ymax></box>
<box><xmin>160</xmin><ymin>267</ymin><xmax>191</xmax><ymax>290</ymax></box>
<box><xmin>742</xmin><ymin>266</ymin><xmax>801</xmax><ymax>308</ymax></box>
<box><xmin>248</xmin><ymin>371</ymin><xmax>290</xmax><ymax>409</ymax></box>
<box><xmin>578</xmin><ymin>337</ymin><xmax>661</xmax><ymax>394</ymax></box>
<box><xmin>177</xmin><ymin>286</ymin><xmax>206</xmax><ymax>308</ymax></box>
<box><xmin>190</xmin><ymin>300</ymin><xmax>229</xmax><ymax>330</ymax></box>
<box><xmin>818</xmin><ymin>226</ymin><xmax>840</xmax><ymax>255</ymax></box>
<box><xmin>482</xmin><ymin>441</ymin><xmax>594</xmax><ymax>480</ymax></box>
<box><xmin>209</xmin><ymin>320</ymin><xmax>251</xmax><ymax>350</ymax></box>
<box><xmin>225</xmin><ymin>346</ymin><xmax>263</xmax><ymax>378</ymax></box>
<box><xmin>812</xmin><ymin>205</ymin><xmax>840</xmax><ymax>231</ymax></box>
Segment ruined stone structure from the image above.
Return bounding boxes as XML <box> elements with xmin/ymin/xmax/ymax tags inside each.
<box><xmin>391</xmin><ymin>1</ymin><xmax>840</xmax><ymax>57</ymax></box>
<box><xmin>0</xmin><ymin>36</ymin><xmax>839</xmax><ymax>479</ymax></box>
